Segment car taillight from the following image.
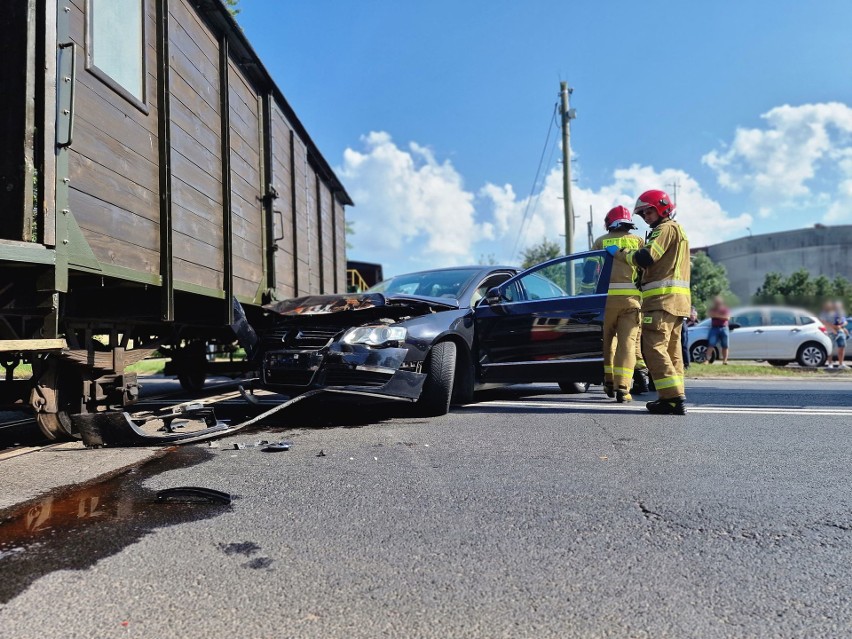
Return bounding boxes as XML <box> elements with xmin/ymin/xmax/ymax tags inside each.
<box><xmin>818</xmin><ymin>325</ymin><xmax>827</xmax><ymax>333</ymax></box>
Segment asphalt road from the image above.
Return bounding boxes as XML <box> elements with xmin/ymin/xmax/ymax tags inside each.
<box><xmin>1</xmin><ymin>379</ymin><xmax>850</xmax><ymax>638</ymax></box>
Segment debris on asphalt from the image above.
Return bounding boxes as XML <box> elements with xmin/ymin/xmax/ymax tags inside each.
<box><xmin>317</xmin><ymin>449</ymin><xmax>326</xmax><ymax>457</ymax></box>
<box><xmin>238</xmin><ymin>384</ymin><xmax>260</xmax><ymax>406</ymax></box>
<box><xmin>156</xmin><ymin>487</ymin><xmax>232</xmax><ymax>504</ymax></box>
<box><xmin>261</xmin><ymin>442</ymin><xmax>291</xmax><ymax>452</ymax></box>
<box><xmin>233</xmin><ymin>443</ymin><xmax>246</xmax><ymax>450</ymax></box>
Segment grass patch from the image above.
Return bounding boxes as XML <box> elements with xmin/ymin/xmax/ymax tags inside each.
<box><xmin>8</xmin><ymin>358</ymin><xmax>167</xmax><ymax>379</ymax></box>
<box><xmin>686</xmin><ymin>362</ymin><xmax>849</xmax><ymax>378</ymax></box>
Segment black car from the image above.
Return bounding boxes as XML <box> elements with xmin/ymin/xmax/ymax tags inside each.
<box><xmin>255</xmin><ymin>250</ymin><xmax>613</xmax><ymax>415</ymax></box>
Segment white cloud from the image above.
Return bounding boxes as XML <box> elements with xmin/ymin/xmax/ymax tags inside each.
<box><xmin>340</xmin><ymin>132</ymin><xmax>753</xmax><ymax>275</ymax></box>
<box><xmin>476</xmin><ymin>163</ymin><xmax>751</xmax><ymax>256</ymax></box>
<box><xmin>338</xmin><ymin>131</ymin><xmax>482</xmax><ymax>274</ymax></box>
<box><xmin>702</xmin><ymin>102</ymin><xmax>852</xmax><ymax>222</ymax></box>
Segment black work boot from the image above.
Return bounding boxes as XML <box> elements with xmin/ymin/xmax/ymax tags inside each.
<box><xmin>646</xmin><ymin>396</ymin><xmax>687</xmax><ymax>415</ymax></box>
<box><xmin>631</xmin><ymin>368</ymin><xmax>650</xmax><ymax>395</ymax></box>
<box><xmin>616</xmin><ymin>389</ymin><xmax>633</xmax><ymax>403</ymax></box>
<box><xmin>603</xmin><ymin>382</ymin><xmax>615</xmax><ymax>398</ymax></box>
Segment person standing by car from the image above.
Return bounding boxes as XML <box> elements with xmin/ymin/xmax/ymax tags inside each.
<box><xmin>606</xmin><ymin>189</ymin><xmax>690</xmax><ymax>415</ymax></box>
<box><xmin>707</xmin><ymin>296</ymin><xmax>731</xmax><ymax>365</ymax></box>
<box><xmin>591</xmin><ymin>205</ymin><xmax>644</xmax><ymax>402</ymax></box>
<box><xmin>832</xmin><ymin>300</ymin><xmax>848</xmax><ymax>369</ymax></box>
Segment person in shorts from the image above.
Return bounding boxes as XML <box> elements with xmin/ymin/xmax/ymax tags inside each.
<box><xmin>707</xmin><ymin>296</ymin><xmax>730</xmax><ymax>364</ymax></box>
<box><xmin>833</xmin><ymin>300</ymin><xmax>848</xmax><ymax>369</ymax></box>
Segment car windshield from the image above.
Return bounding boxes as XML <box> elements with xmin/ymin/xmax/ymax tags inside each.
<box><xmin>367</xmin><ymin>268</ymin><xmax>480</xmax><ymax>299</ymax></box>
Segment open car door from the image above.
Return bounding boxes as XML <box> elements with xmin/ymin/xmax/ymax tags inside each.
<box><xmin>474</xmin><ymin>250</ymin><xmax>612</xmax><ymax>384</ymax></box>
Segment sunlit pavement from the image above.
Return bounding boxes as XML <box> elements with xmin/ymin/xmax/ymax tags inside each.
<box><xmin>0</xmin><ymin>379</ymin><xmax>850</xmax><ymax>638</ymax></box>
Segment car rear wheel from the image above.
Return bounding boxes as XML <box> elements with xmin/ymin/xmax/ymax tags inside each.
<box><xmin>690</xmin><ymin>340</ymin><xmax>716</xmax><ymax>364</ymax></box>
<box><xmin>796</xmin><ymin>342</ymin><xmax>827</xmax><ymax>368</ymax></box>
<box><xmin>417</xmin><ymin>341</ymin><xmax>457</xmax><ymax>416</ymax></box>
<box><xmin>559</xmin><ymin>382</ymin><xmax>589</xmax><ymax>394</ymax></box>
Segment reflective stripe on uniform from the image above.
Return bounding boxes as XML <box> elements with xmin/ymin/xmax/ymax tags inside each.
<box><xmin>646</xmin><ymin>242</ymin><xmax>664</xmax><ymax>259</ymax></box>
<box><xmin>641</xmin><ymin>279</ymin><xmax>690</xmax><ymax>291</ymax></box>
<box><xmin>603</xmin><ymin>365</ymin><xmax>614</xmax><ymax>374</ymax></box>
<box><xmin>642</xmin><ymin>286</ymin><xmax>691</xmax><ymax>298</ymax></box>
<box><xmin>612</xmin><ymin>366</ymin><xmax>633</xmax><ymax>377</ymax></box>
<box><xmin>608</xmin><ymin>282</ymin><xmax>641</xmax><ymax>296</ymax></box>
<box><xmin>653</xmin><ymin>375</ymin><xmax>683</xmax><ymax>390</ymax></box>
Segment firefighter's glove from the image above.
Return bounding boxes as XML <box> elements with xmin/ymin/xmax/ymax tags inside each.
<box><xmin>605</xmin><ymin>245</ymin><xmax>619</xmax><ymax>256</ymax></box>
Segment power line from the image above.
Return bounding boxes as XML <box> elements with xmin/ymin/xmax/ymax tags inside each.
<box><xmin>511</xmin><ymin>103</ymin><xmax>558</xmax><ymax>260</ymax></box>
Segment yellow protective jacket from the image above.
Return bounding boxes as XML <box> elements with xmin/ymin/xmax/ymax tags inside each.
<box><xmin>617</xmin><ymin>218</ymin><xmax>691</xmax><ymax>317</ymax></box>
<box><xmin>592</xmin><ymin>230</ymin><xmax>644</xmax><ymax>304</ymax></box>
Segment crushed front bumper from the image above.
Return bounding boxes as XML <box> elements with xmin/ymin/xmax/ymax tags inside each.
<box><xmin>261</xmin><ymin>344</ymin><xmax>426</xmax><ymax>401</ymax></box>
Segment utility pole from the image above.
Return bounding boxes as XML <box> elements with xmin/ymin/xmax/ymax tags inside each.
<box><xmin>587</xmin><ymin>205</ymin><xmax>594</xmax><ymax>249</ymax></box>
<box><xmin>560</xmin><ymin>82</ymin><xmax>577</xmax><ymax>293</ymax></box>
<box><xmin>560</xmin><ymin>82</ymin><xmax>577</xmax><ymax>257</ymax></box>
<box><xmin>667</xmin><ymin>179</ymin><xmax>680</xmax><ymax>206</ymax></box>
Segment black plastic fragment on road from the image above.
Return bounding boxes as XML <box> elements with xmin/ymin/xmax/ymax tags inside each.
<box><xmin>156</xmin><ymin>487</ymin><xmax>232</xmax><ymax>504</ymax></box>
<box><xmin>261</xmin><ymin>441</ymin><xmax>291</xmax><ymax>452</ymax></box>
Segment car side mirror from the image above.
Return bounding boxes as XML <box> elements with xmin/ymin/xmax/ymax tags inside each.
<box><xmin>729</xmin><ymin>322</ymin><xmax>740</xmax><ymax>330</ymax></box>
<box><xmin>483</xmin><ymin>287</ymin><xmax>504</xmax><ymax>306</ymax></box>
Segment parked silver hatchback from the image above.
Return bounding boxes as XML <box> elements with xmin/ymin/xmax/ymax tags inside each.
<box><xmin>687</xmin><ymin>306</ymin><xmax>832</xmax><ymax>367</ymax></box>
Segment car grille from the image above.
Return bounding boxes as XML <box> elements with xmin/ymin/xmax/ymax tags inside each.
<box><xmin>324</xmin><ymin>369</ymin><xmax>392</xmax><ymax>388</ymax></box>
<box><xmin>264</xmin><ymin>368</ymin><xmax>316</xmax><ymax>386</ymax></box>
<box><xmin>264</xmin><ymin>326</ymin><xmax>342</xmax><ymax>349</ymax></box>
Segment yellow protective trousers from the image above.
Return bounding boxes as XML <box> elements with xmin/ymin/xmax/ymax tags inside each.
<box><xmin>603</xmin><ymin>297</ymin><xmax>641</xmax><ymax>392</ymax></box>
<box><xmin>641</xmin><ymin>310</ymin><xmax>685</xmax><ymax>399</ymax></box>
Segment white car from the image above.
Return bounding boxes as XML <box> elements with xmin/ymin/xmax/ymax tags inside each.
<box><xmin>687</xmin><ymin>306</ymin><xmax>832</xmax><ymax>367</ymax></box>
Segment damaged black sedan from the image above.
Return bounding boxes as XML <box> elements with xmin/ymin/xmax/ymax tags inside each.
<box><xmin>255</xmin><ymin>251</ymin><xmax>613</xmax><ymax>415</ymax></box>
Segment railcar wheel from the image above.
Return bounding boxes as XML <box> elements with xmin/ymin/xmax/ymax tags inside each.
<box><xmin>178</xmin><ymin>368</ymin><xmax>207</xmax><ymax>393</ymax></box>
<box><xmin>176</xmin><ymin>341</ymin><xmax>208</xmax><ymax>392</ymax></box>
<box><xmin>36</xmin><ymin>411</ymin><xmax>78</xmax><ymax>441</ymax></box>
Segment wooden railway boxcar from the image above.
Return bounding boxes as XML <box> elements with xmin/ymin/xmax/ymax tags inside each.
<box><xmin>0</xmin><ymin>0</ymin><xmax>352</xmax><ymax>439</ymax></box>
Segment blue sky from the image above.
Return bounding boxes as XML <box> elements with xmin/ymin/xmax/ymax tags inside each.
<box><xmin>237</xmin><ymin>0</ymin><xmax>852</xmax><ymax>276</ymax></box>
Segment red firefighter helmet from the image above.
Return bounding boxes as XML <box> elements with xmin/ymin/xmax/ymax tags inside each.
<box><xmin>604</xmin><ymin>205</ymin><xmax>635</xmax><ymax>230</ymax></box>
<box><xmin>634</xmin><ymin>189</ymin><xmax>676</xmax><ymax>218</ymax></box>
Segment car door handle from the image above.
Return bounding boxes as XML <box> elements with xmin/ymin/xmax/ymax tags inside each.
<box><xmin>790</xmin><ymin>328</ymin><xmax>801</xmax><ymax>333</ymax></box>
<box><xmin>753</xmin><ymin>329</ymin><xmax>764</xmax><ymax>334</ymax></box>
<box><xmin>570</xmin><ymin>312</ymin><xmax>598</xmax><ymax>321</ymax></box>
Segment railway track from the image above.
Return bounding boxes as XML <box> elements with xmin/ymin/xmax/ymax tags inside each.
<box><xmin>0</xmin><ymin>376</ymin><xmax>276</xmax><ymax>458</ymax></box>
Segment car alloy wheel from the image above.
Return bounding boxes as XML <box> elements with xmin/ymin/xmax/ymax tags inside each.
<box><xmin>797</xmin><ymin>342</ymin><xmax>827</xmax><ymax>368</ymax></box>
<box><xmin>690</xmin><ymin>341</ymin><xmax>715</xmax><ymax>364</ymax></box>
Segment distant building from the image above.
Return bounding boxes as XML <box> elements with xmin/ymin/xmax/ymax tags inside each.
<box><xmin>694</xmin><ymin>225</ymin><xmax>852</xmax><ymax>302</ymax></box>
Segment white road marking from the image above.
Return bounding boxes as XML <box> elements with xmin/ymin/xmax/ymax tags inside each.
<box><xmin>467</xmin><ymin>399</ymin><xmax>852</xmax><ymax>417</ymax></box>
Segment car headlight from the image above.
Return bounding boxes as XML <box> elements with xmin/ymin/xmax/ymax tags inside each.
<box><xmin>341</xmin><ymin>325</ymin><xmax>407</xmax><ymax>347</ymax></box>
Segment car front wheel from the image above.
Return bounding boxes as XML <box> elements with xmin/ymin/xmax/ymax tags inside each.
<box><xmin>796</xmin><ymin>342</ymin><xmax>827</xmax><ymax>368</ymax></box>
<box><xmin>417</xmin><ymin>341</ymin><xmax>457</xmax><ymax>416</ymax></box>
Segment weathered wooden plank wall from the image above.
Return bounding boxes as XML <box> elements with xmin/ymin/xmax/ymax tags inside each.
<box><xmin>270</xmin><ymin>105</ymin><xmax>296</xmax><ymax>298</ymax></box>
<box><xmin>168</xmin><ymin>0</ymin><xmax>224</xmax><ymax>292</ymax></box>
<box><xmin>227</xmin><ymin>59</ymin><xmax>264</xmax><ymax>301</ymax></box>
<box><xmin>66</xmin><ymin>0</ymin><xmax>161</xmax><ymax>276</ymax></box>
<box><xmin>57</xmin><ymin>0</ymin><xmax>348</xmax><ymax>303</ymax></box>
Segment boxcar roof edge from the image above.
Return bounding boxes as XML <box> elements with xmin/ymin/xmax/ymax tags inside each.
<box><xmin>191</xmin><ymin>0</ymin><xmax>353</xmax><ymax>206</ymax></box>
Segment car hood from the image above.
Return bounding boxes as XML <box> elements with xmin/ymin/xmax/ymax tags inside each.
<box><xmin>264</xmin><ymin>293</ymin><xmax>459</xmax><ymax>317</ymax></box>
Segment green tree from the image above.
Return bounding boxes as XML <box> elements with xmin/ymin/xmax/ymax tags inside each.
<box><xmin>520</xmin><ymin>238</ymin><xmax>562</xmax><ymax>269</ymax></box>
<box><xmin>690</xmin><ymin>251</ymin><xmax>737</xmax><ymax>317</ymax></box>
<box><xmin>754</xmin><ymin>270</ymin><xmax>852</xmax><ymax>312</ymax></box>
<box><xmin>345</xmin><ymin>219</ymin><xmax>355</xmax><ymax>250</ymax></box>
<box><xmin>223</xmin><ymin>0</ymin><xmax>240</xmax><ymax>17</ymax></box>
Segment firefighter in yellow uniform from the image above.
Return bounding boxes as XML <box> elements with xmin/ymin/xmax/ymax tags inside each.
<box><xmin>608</xmin><ymin>189</ymin><xmax>690</xmax><ymax>415</ymax></box>
<box><xmin>591</xmin><ymin>206</ymin><xmax>644</xmax><ymax>402</ymax></box>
